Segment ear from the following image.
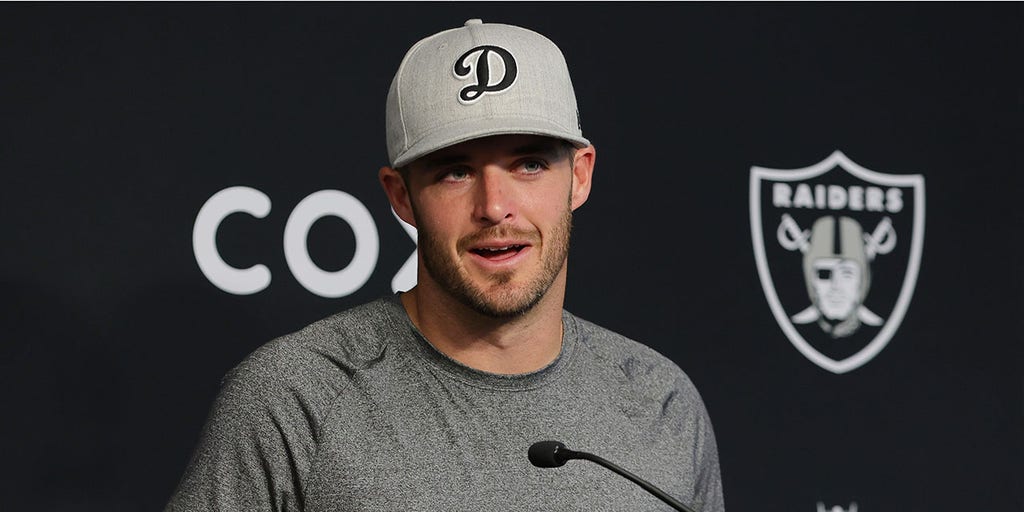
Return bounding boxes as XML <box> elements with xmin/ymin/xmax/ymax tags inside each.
<box><xmin>569</xmin><ymin>145</ymin><xmax>596</xmax><ymax>211</ymax></box>
<box><xmin>379</xmin><ymin>166</ymin><xmax>417</xmax><ymax>227</ymax></box>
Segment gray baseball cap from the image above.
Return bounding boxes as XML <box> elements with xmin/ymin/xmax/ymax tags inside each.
<box><xmin>386</xmin><ymin>19</ymin><xmax>590</xmax><ymax>168</ymax></box>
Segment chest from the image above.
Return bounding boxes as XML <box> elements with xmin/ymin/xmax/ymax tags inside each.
<box><xmin>299</xmin><ymin>369</ymin><xmax>692</xmax><ymax>511</ymax></box>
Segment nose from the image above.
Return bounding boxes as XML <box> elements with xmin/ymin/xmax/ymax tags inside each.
<box><xmin>473</xmin><ymin>168</ymin><xmax>515</xmax><ymax>225</ymax></box>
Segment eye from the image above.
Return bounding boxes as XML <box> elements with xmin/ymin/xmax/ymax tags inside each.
<box><xmin>440</xmin><ymin>167</ymin><xmax>471</xmax><ymax>183</ymax></box>
<box><xmin>520</xmin><ymin>160</ymin><xmax>547</xmax><ymax>174</ymax></box>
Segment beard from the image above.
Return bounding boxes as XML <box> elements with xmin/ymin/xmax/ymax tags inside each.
<box><xmin>415</xmin><ymin>207</ymin><xmax>573</xmax><ymax>319</ymax></box>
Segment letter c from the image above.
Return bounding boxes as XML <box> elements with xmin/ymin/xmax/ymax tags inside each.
<box><xmin>193</xmin><ymin>186</ymin><xmax>272</xmax><ymax>295</ymax></box>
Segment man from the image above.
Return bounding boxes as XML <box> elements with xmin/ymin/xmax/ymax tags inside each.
<box><xmin>166</xmin><ymin>19</ymin><xmax>724</xmax><ymax>511</ymax></box>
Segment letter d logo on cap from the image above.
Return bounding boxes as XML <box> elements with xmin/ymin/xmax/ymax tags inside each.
<box><xmin>453</xmin><ymin>45</ymin><xmax>518</xmax><ymax>104</ymax></box>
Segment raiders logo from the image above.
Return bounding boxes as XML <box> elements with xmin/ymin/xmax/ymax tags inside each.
<box><xmin>750</xmin><ymin>151</ymin><xmax>925</xmax><ymax>373</ymax></box>
<box><xmin>453</xmin><ymin>45</ymin><xmax>518</xmax><ymax>104</ymax></box>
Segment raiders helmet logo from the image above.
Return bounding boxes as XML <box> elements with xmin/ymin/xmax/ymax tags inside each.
<box><xmin>750</xmin><ymin>151</ymin><xmax>925</xmax><ymax>373</ymax></box>
<box><xmin>453</xmin><ymin>45</ymin><xmax>518</xmax><ymax>104</ymax></box>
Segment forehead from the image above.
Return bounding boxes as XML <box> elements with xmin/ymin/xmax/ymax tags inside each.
<box><xmin>410</xmin><ymin>134</ymin><xmax>568</xmax><ymax>169</ymax></box>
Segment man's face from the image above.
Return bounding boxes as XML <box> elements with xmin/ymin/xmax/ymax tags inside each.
<box><xmin>810</xmin><ymin>257</ymin><xmax>862</xmax><ymax>320</ymax></box>
<box><xmin>396</xmin><ymin>135</ymin><xmax>590</xmax><ymax>318</ymax></box>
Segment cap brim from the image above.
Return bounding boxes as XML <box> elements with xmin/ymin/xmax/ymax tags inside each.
<box><xmin>392</xmin><ymin>116</ymin><xmax>589</xmax><ymax>168</ymax></box>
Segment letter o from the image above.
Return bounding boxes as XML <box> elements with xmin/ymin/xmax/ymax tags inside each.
<box><xmin>192</xmin><ymin>186</ymin><xmax>272</xmax><ymax>295</ymax></box>
<box><xmin>283</xmin><ymin>190</ymin><xmax>379</xmax><ymax>298</ymax></box>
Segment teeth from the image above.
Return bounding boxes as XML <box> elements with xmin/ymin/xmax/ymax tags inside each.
<box><xmin>478</xmin><ymin>245</ymin><xmax>520</xmax><ymax>252</ymax></box>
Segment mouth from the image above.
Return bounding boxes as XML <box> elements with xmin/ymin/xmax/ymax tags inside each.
<box><xmin>470</xmin><ymin>244</ymin><xmax>528</xmax><ymax>261</ymax></box>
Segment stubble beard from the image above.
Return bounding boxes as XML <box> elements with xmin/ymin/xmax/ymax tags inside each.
<box><xmin>416</xmin><ymin>208</ymin><xmax>573</xmax><ymax>319</ymax></box>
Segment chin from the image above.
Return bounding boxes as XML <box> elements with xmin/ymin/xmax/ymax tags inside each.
<box><xmin>465</xmin><ymin>282</ymin><xmax>548</xmax><ymax>319</ymax></box>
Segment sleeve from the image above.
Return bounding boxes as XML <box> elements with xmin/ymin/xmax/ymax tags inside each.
<box><xmin>164</xmin><ymin>358</ymin><xmax>320</xmax><ymax>512</ymax></box>
<box><xmin>682</xmin><ymin>377</ymin><xmax>725</xmax><ymax>512</ymax></box>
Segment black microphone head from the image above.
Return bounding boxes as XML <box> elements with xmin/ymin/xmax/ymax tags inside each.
<box><xmin>528</xmin><ymin>440</ymin><xmax>568</xmax><ymax>468</ymax></box>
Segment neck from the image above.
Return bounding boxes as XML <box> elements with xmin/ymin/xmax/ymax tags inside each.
<box><xmin>400</xmin><ymin>270</ymin><xmax>567</xmax><ymax>375</ymax></box>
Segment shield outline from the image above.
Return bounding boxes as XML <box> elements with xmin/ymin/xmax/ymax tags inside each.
<box><xmin>749</xmin><ymin>151</ymin><xmax>925</xmax><ymax>374</ymax></box>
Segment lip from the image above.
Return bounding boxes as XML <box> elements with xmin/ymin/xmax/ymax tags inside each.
<box><xmin>466</xmin><ymin>240</ymin><xmax>533</xmax><ymax>269</ymax></box>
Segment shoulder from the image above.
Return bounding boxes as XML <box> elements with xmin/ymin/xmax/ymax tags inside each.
<box><xmin>568</xmin><ymin>313</ymin><xmax>723</xmax><ymax>506</ymax></box>
<box><xmin>221</xmin><ymin>297</ymin><xmax>404</xmax><ymax>411</ymax></box>
<box><xmin>165</xmin><ymin>299</ymin><xmax>408</xmax><ymax>511</ymax></box>
<box><xmin>568</xmin><ymin>314</ymin><xmax>705</xmax><ymax>409</ymax></box>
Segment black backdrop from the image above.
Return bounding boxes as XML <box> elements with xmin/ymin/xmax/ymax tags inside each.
<box><xmin>2</xmin><ymin>3</ymin><xmax>1021</xmax><ymax>511</ymax></box>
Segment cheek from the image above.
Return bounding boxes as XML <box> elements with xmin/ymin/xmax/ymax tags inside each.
<box><xmin>413</xmin><ymin>205</ymin><xmax>467</xmax><ymax>251</ymax></box>
<box><xmin>412</xmin><ymin>192</ymin><xmax>458</xmax><ymax>226</ymax></box>
<box><xmin>415</xmin><ymin>211</ymin><xmax>455</xmax><ymax>241</ymax></box>
<box><xmin>527</xmin><ymin>183</ymin><xmax>573</xmax><ymax>215</ymax></box>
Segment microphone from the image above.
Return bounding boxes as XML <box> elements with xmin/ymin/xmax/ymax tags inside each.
<box><xmin>528</xmin><ymin>440</ymin><xmax>697</xmax><ymax>512</ymax></box>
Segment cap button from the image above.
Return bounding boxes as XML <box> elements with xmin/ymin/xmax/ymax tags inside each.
<box><xmin>464</xmin><ymin>19</ymin><xmax>483</xmax><ymax>26</ymax></box>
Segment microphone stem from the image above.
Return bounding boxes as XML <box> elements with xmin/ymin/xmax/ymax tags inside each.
<box><xmin>574</xmin><ymin>452</ymin><xmax>697</xmax><ymax>512</ymax></box>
